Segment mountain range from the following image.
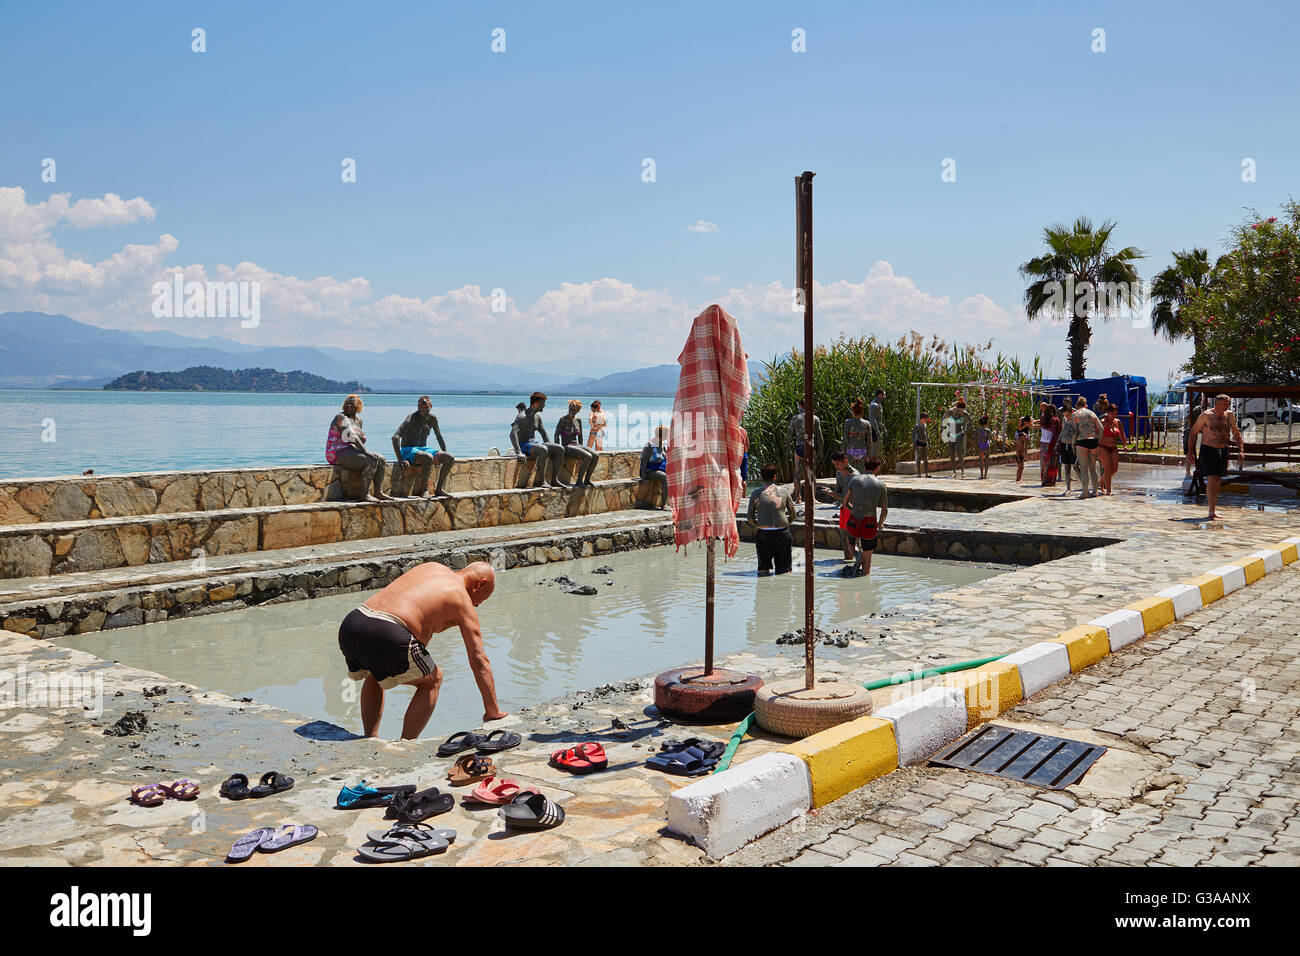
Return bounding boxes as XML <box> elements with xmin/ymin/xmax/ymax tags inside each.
<box><xmin>0</xmin><ymin>312</ymin><xmax>769</xmax><ymax>395</ymax></box>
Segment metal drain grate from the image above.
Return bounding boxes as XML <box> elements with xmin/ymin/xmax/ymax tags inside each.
<box><xmin>930</xmin><ymin>725</ymin><xmax>1106</xmax><ymax>790</ymax></box>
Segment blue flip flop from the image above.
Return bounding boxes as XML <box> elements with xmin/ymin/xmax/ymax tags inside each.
<box><xmin>645</xmin><ymin>746</ymin><xmax>716</xmax><ymax>777</ymax></box>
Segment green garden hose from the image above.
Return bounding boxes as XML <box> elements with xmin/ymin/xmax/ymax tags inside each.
<box><xmin>711</xmin><ymin>653</ymin><xmax>1006</xmax><ymax>773</ymax></box>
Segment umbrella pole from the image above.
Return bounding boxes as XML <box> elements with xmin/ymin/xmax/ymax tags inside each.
<box><xmin>799</xmin><ymin>170</ymin><xmax>816</xmax><ymax>691</ymax></box>
<box><xmin>704</xmin><ymin>536</ymin><xmax>716</xmax><ymax>676</ymax></box>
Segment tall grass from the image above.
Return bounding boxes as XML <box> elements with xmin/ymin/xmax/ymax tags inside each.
<box><xmin>744</xmin><ymin>332</ymin><xmax>1046</xmax><ymax>478</ymax></box>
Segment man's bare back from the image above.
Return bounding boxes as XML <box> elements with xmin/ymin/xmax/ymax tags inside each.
<box><xmin>365</xmin><ymin>562</ymin><xmax>477</xmax><ymax>645</ymax></box>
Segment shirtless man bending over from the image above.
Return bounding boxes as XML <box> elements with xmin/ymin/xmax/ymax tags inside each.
<box><xmin>336</xmin><ymin>561</ymin><xmax>508</xmax><ymax>739</ymax></box>
<box><xmin>1186</xmin><ymin>393</ymin><xmax>1245</xmax><ymax>520</ymax></box>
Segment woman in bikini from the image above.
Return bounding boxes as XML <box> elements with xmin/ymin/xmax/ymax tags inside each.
<box><xmin>1099</xmin><ymin>405</ymin><xmax>1126</xmax><ymax>495</ymax></box>
<box><xmin>587</xmin><ymin>400</ymin><xmax>608</xmax><ymax>452</ymax></box>
<box><xmin>842</xmin><ymin>398</ymin><xmax>872</xmax><ymax>472</ymax></box>
<box><xmin>327</xmin><ymin>394</ymin><xmax>393</xmax><ymax>502</ymax></box>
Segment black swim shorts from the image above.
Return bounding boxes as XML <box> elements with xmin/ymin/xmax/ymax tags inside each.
<box><xmin>1198</xmin><ymin>445</ymin><xmax>1230</xmax><ymax>479</ymax></box>
<box><xmin>338</xmin><ymin>605</ymin><xmax>435</xmax><ymax>690</ymax></box>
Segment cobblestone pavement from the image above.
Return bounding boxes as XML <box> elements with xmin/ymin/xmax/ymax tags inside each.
<box><xmin>728</xmin><ymin>564</ymin><xmax>1300</xmax><ymax>868</ymax></box>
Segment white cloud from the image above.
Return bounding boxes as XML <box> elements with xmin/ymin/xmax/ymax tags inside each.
<box><xmin>0</xmin><ymin>187</ymin><xmax>1192</xmax><ymax>374</ymax></box>
<box><xmin>685</xmin><ymin>220</ymin><xmax>719</xmax><ymax>233</ymax></box>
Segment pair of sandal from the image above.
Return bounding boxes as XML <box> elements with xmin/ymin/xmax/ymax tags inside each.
<box><xmin>465</xmin><ymin>776</ymin><xmax>537</xmax><ymax>806</ymax></box>
<box><xmin>447</xmin><ymin>754</ymin><xmax>497</xmax><ymax>786</ymax></box>
<box><xmin>359</xmin><ymin>822</ymin><xmax>457</xmax><ymax>863</ymax></box>
<box><xmin>129</xmin><ymin>779</ymin><xmax>199</xmax><ymax>806</ymax></box>
<box><xmin>225</xmin><ymin>824</ymin><xmax>319</xmax><ymax>862</ymax></box>
<box><xmin>336</xmin><ymin>780</ymin><xmax>415</xmax><ymax>809</ymax></box>
<box><xmin>220</xmin><ymin>771</ymin><xmax>294</xmax><ymax>800</ymax></box>
<box><xmin>386</xmin><ymin>787</ymin><xmax>454</xmax><ymax>822</ymax></box>
<box><xmin>550</xmin><ymin>742</ymin><xmax>607</xmax><ymax>774</ymax></box>
<box><xmin>436</xmin><ymin>729</ymin><xmax>522</xmax><ymax>757</ymax></box>
<box><xmin>646</xmin><ymin>743</ymin><xmax>719</xmax><ymax>777</ymax></box>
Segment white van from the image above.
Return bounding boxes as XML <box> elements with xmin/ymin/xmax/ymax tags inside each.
<box><xmin>1236</xmin><ymin>397</ymin><xmax>1300</xmax><ymax>427</ymax></box>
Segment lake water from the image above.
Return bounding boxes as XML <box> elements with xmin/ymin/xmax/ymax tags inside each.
<box><xmin>0</xmin><ymin>391</ymin><xmax>675</xmax><ymax>480</ymax></box>
<box><xmin>61</xmin><ymin>545</ymin><xmax>997</xmax><ymax>740</ymax></box>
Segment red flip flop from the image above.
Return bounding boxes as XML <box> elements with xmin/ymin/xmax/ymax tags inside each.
<box><xmin>467</xmin><ymin>777</ymin><xmax>525</xmax><ymax>806</ymax></box>
<box><xmin>550</xmin><ymin>742</ymin><xmax>608</xmax><ymax>774</ymax></box>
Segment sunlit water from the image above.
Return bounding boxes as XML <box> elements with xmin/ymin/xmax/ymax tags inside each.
<box><xmin>0</xmin><ymin>391</ymin><xmax>674</xmax><ymax>479</ymax></box>
<box><xmin>62</xmin><ymin>546</ymin><xmax>997</xmax><ymax>740</ymax></box>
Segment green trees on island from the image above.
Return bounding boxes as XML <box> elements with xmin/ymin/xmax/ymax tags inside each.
<box><xmin>104</xmin><ymin>366</ymin><xmax>370</xmax><ymax>393</ymax></box>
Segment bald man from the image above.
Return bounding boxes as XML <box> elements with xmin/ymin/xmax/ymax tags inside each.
<box><xmin>337</xmin><ymin>561</ymin><xmax>508</xmax><ymax>739</ymax></box>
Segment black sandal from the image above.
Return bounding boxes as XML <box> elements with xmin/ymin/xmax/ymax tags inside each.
<box><xmin>249</xmin><ymin>771</ymin><xmax>294</xmax><ymax>797</ymax></box>
<box><xmin>219</xmin><ymin>773</ymin><xmax>253</xmax><ymax>800</ymax></box>
<box><xmin>387</xmin><ymin>787</ymin><xmax>454</xmax><ymax>823</ymax></box>
<box><xmin>437</xmin><ymin>731</ymin><xmax>486</xmax><ymax>757</ymax></box>
<box><xmin>476</xmin><ymin>729</ymin><xmax>522</xmax><ymax>754</ymax></box>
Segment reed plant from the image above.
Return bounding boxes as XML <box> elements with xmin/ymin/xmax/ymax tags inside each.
<box><xmin>744</xmin><ymin>332</ymin><xmax>1046</xmax><ymax>479</ymax></box>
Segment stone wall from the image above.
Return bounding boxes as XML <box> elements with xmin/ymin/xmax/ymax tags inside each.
<box><xmin>0</xmin><ymin>451</ymin><xmax>643</xmax><ymax>525</ymax></box>
<box><xmin>2</xmin><ymin>520</ymin><xmax>676</xmax><ymax>640</ymax></box>
<box><xmin>0</xmin><ymin>478</ymin><xmax>657</xmax><ymax>579</ymax></box>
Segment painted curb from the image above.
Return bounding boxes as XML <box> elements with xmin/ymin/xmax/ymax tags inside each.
<box><xmin>1090</xmin><ymin>608</ymin><xmax>1146</xmax><ymax>651</ymax></box>
<box><xmin>1154</xmin><ymin>583</ymin><xmax>1203</xmax><ymax>620</ymax></box>
<box><xmin>664</xmin><ymin>538</ymin><xmax>1299</xmax><ymax>858</ymax></box>
<box><xmin>785</xmin><ymin>716</ymin><xmax>898</xmax><ymax>808</ymax></box>
<box><xmin>666</xmin><ymin>752</ymin><xmax>811</xmax><ymax>860</ymax></box>
<box><xmin>875</xmin><ymin>685</ymin><xmax>967</xmax><ymax>767</ymax></box>
<box><xmin>1000</xmin><ymin>641</ymin><xmax>1072</xmax><ymax>698</ymax></box>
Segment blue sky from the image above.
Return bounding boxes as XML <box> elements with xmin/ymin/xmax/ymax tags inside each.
<box><xmin>1</xmin><ymin>0</ymin><xmax>1296</xmax><ymax>378</ymax></box>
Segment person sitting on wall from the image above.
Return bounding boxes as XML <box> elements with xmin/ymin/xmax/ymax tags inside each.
<box><xmin>337</xmin><ymin>560</ymin><xmax>508</xmax><ymax>739</ymax></box>
<box><xmin>510</xmin><ymin>392</ymin><xmax>569</xmax><ymax>489</ymax></box>
<box><xmin>555</xmin><ymin>399</ymin><xmax>600</xmax><ymax>488</ymax></box>
<box><xmin>640</xmin><ymin>424</ymin><xmax>669</xmax><ymax>509</ymax></box>
<box><xmin>327</xmin><ymin>394</ymin><xmax>394</xmax><ymax>502</ymax></box>
<box><xmin>391</xmin><ymin>395</ymin><xmax>455</xmax><ymax>497</ymax></box>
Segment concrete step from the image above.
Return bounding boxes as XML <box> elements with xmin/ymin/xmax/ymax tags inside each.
<box><xmin>0</xmin><ymin>509</ymin><xmax>675</xmax><ymax>639</ymax></box>
<box><xmin>0</xmin><ymin>478</ymin><xmax>655</xmax><ymax>579</ymax></box>
<box><xmin>0</xmin><ymin>451</ymin><xmax>642</xmax><ymax>525</ymax></box>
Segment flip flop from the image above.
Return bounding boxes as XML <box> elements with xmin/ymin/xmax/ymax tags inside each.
<box><xmin>447</xmin><ymin>754</ymin><xmax>496</xmax><ymax>786</ymax></box>
<box><xmin>387</xmin><ymin>787</ymin><xmax>454</xmax><ymax>823</ymax></box>
<box><xmin>437</xmin><ymin>731</ymin><xmax>486</xmax><ymax>757</ymax></box>
<box><xmin>259</xmin><ymin>823</ymin><xmax>319</xmax><ymax>853</ymax></box>
<box><xmin>476</xmin><ymin>729</ymin><xmax>522</xmax><ymax>754</ymax></box>
<box><xmin>358</xmin><ymin>835</ymin><xmax>449</xmax><ymax>863</ymax></box>
<box><xmin>249</xmin><ymin>771</ymin><xmax>294</xmax><ymax>797</ymax></box>
<box><xmin>365</xmin><ymin>822</ymin><xmax>457</xmax><ymax>846</ymax></box>
<box><xmin>129</xmin><ymin>783</ymin><xmax>166</xmax><ymax>807</ymax></box>
<box><xmin>157</xmin><ymin>778</ymin><xmax>201</xmax><ymax>800</ymax></box>
<box><xmin>466</xmin><ymin>776</ymin><xmax>525</xmax><ymax>806</ymax></box>
<box><xmin>659</xmin><ymin>737</ymin><xmax>727</xmax><ymax>762</ymax></box>
<box><xmin>549</xmin><ymin>742</ymin><xmax>608</xmax><ymax>774</ymax></box>
<box><xmin>500</xmin><ymin>792</ymin><xmax>565</xmax><ymax>830</ymax></box>
<box><xmin>646</xmin><ymin>746</ymin><xmax>716</xmax><ymax>777</ymax></box>
<box><xmin>219</xmin><ymin>773</ymin><xmax>253</xmax><ymax>800</ymax></box>
<box><xmin>225</xmin><ymin>827</ymin><xmax>275</xmax><ymax>863</ymax></box>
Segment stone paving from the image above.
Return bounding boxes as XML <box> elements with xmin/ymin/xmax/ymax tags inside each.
<box><xmin>728</xmin><ymin>564</ymin><xmax>1300</xmax><ymax>868</ymax></box>
<box><xmin>0</xmin><ymin>463</ymin><xmax>1296</xmax><ymax>866</ymax></box>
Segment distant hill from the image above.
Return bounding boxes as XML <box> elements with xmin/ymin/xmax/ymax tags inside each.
<box><xmin>105</xmin><ymin>366</ymin><xmax>369</xmax><ymax>393</ymax></box>
<box><xmin>552</xmin><ymin>361</ymin><xmax>769</xmax><ymax>396</ymax></box>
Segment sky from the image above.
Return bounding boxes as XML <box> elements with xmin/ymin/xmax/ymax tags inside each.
<box><xmin>1</xmin><ymin>0</ymin><xmax>1297</xmax><ymax>382</ymax></box>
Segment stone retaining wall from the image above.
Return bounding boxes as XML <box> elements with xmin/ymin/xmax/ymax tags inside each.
<box><xmin>0</xmin><ymin>479</ymin><xmax>656</xmax><ymax>579</ymax></box>
<box><xmin>3</xmin><ymin>520</ymin><xmax>675</xmax><ymax>640</ymax></box>
<box><xmin>0</xmin><ymin>451</ymin><xmax>643</xmax><ymax>525</ymax></box>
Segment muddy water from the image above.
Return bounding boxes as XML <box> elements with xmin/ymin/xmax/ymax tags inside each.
<box><xmin>63</xmin><ymin>547</ymin><xmax>997</xmax><ymax>740</ymax></box>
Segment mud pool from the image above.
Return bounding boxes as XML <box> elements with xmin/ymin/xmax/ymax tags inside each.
<box><xmin>62</xmin><ymin>546</ymin><xmax>999</xmax><ymax>740</ymax></box>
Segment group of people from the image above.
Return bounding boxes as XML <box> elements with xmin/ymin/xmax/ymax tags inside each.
<box><xmin>1012</xmin><ymin>396</ymin><xmax>1124</xmax><ymax>497</ymax></box>
<box><xmin>324</xmin><ymin>393</ymin><xmax>672</xmax><ymax>506</ymax></box>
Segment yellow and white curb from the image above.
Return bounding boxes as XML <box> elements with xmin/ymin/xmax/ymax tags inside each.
<box><xmin>666</xmin><ymin>537</ymin><xmax>1300</xmax><ymax>859</ymax></box>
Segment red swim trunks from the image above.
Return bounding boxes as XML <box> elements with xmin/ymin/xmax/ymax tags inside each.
<box><xmin>840</xmin><ymin>509</ymin><xmax>877</xmax><ymax>540</ymax></box>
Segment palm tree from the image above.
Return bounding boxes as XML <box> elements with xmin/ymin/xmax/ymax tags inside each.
<box><xmin>1149</xmin><ymin>248</ymin><xmax>1215</xmax><ymax>353</ymax></box>
<box><xmin>1020</xmin><ymin>218</ymin><xmax>1145</xmax><ymax>379</ymax></box>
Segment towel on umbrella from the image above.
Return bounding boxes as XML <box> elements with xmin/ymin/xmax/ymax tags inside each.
<box><xmin>669</xmin><ymin>304</ymin><xmax>751</xmax><ymax>558</ymax></box>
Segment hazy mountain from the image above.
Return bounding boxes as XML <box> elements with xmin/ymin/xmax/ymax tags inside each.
<box><xmin>551</xmin><ymin>361</ymin><xmax>769</xmax><ymax>396</ymax></box>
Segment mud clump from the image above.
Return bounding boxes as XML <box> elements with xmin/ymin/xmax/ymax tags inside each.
<box><xmin>142</xmin><ymin>685</ymin><xmax>168</xmax><ymax>697</ymax></box>
<box><xmin>104</xmin><ymin>711</ymin><xmax>149</xmax><ymax>737</ymax></box>
<box><xmin>593</xmin><ymin>566</ymin><xmax>615</xmax><ymax>574</ymax></box>
<box><xmin>563</xmin><ymin>584</ymin><xmax>598</xmax><ymax>595</ymax></box>
<box><xmin>776</xmin><ymin>626</ymin><xmax>868</xmax><ymax>648</ymax></box>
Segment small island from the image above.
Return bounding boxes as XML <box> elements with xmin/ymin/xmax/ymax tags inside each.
<box><xmin>104</xmin><ymin>366</ymin><xmax>370</xmax><ymax>393</ymax></box>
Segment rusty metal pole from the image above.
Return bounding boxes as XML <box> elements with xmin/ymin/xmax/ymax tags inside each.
<box><xmin>704</xmin><ymin>537</ymin><xmax>716</xmax><ymax>675</ymax></box>
<box><xmin>798</xmin><ymin>171</ymin><xmax>816</xmax><ymax>691</ymax></box>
